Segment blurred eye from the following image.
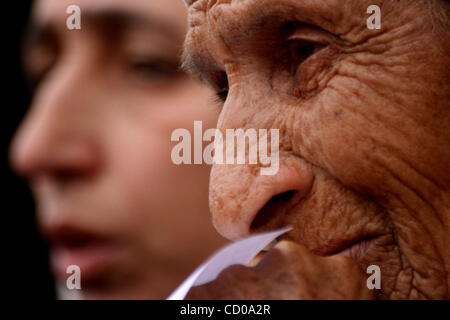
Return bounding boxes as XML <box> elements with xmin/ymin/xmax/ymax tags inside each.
<box><xmin>22</xmin><ymin>26</ymin><xmax>60</xmax><ymax>91</ymax></box>
<box><xmin>127</xmin><ymin>56</ymin><xmax>180</xmax><ymax>83</ymax></box>
<box><xmin>24</xmin><ymin>43</ymin><xmax>58</xmax><ymax>90</ymax></box>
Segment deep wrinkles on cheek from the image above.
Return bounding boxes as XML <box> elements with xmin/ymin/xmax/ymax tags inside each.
<box><xmin>286</xmin><ymin>63</ymin><xmax>449</xmax><ymax>298</ymax></box>
<box><xmin>318</xmin><ymin>57</ymin><xmax>446</xmax><ymax>197</ymax></box>
<box><xmin>275</xmin><ymin>48</ymin><xmax>401</xmax><ymax>194</ymax></box>
<box><xmin>292</xmin><ymin>82</ymin><xmax>446</xmax><ymax>296</ymax></box>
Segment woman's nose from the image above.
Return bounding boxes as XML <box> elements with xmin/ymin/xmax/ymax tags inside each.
<box><xmin>9</xmin><ymin>67</ymin><xmax>101</xmax><ymax>182</ymax></box>
<box><xmin>209</xmin><ymin>156</ymin><xmax>314</xmax><ymax>240</ymax></box>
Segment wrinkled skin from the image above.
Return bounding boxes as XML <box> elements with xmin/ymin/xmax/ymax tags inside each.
<box><xmin>183</xmin><ymin>0</ymin><xmax>450</xmax><ymax>299</ymax></box>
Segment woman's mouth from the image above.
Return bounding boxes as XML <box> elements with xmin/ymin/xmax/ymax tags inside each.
<box><xmin>45</xmin><ymin>225</ymin><xmax>124</xmax><ymax>286</ymax></box>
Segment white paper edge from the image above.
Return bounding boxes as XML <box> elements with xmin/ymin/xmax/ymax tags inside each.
<box><xmin>166</xmin><ymin>226</ymin><xmax>292</xmax><ymax>300</ymax></box>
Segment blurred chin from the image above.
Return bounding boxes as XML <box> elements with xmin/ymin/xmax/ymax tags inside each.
<box><xmin>56</xmin><ymin>282</ymin><xmax>146</xmax><ymax>300</ymax></box>
<box><xmin>55</xmin><ymin>264</ymin><xmax>180</xmax><ymax>300</ymax></box>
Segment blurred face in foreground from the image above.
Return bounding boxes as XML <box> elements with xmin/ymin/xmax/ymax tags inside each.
<box><xmin>182</xmin><ymin>0</ymin><xmax>449</xmax><ymax>299</ymax></box>
<box><xmin>10</xmin><ymin>0</ymin><xmax>226</xmax><ymax>299</ymax></box>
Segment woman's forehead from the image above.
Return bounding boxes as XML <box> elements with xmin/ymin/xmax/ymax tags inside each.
<box><xmin>33</xmin><ymin>0</ymin><xmax>188</xmax><ymax>29</ymax></box>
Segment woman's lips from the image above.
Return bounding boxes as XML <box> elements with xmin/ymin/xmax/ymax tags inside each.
<box><xmin>44</xmin><ymin>225</ymin><xmax>124</xmax><ymax>285</ymax></box>
<box><xmin>50</xmin><ymin>241</ymin><xmax>123</xmax><ymax>283</ymax></box>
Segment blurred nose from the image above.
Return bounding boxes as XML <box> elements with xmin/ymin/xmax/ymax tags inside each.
<box><xmin>10</xmin><ymin>63</ymin><xmax>101</xmax><ymax>182</ymax></box>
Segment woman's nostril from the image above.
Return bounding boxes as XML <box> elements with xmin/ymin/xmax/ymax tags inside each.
<box><xmin>250</xmin><ymin>190</ymin><xmax>296</xmax><ymax>231</ymax></box>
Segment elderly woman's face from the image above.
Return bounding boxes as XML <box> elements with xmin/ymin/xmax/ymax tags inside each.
<box><xmin>10</xmin><ymin>0</ymin><xmax>226</xmax><ymax>299</ymax></box>
<box><xmin>183</xmin><ymin>0</ymin><xmax>449</xmax><ymax>299</ymax></box>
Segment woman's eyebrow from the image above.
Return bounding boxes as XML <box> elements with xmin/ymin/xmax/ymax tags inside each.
<box><xmin>81</xmin><ymin>9</ymin><xmax>182</xmax><ymax>38</ymax></box>
<box><xmin>21</xmin><ymin>21</ymin><xmax>56</xmax><ymax>77</ymax></box>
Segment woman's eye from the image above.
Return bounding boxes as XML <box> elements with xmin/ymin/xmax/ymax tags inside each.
<box><xmin>24</xmin><ymin>46</ymin><xmax>58</xmax><ymax>90</ymax></box>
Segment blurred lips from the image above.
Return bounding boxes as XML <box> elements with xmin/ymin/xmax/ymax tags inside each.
<box><xmin>45</xmin><ymin>225</ymin><xmax>124</xmax><ymax>284</ymax></box>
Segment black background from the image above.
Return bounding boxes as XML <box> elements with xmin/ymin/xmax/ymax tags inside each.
<box><xmin>4</xmin><ymin>1</ymin><xmax>55</xmax><ymax>299</ymax></box>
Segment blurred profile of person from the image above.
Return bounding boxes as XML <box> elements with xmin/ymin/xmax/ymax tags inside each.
<box><xmin>9</xmin><ymin>0</ymin><xmax>226</xmax><ymax>299</ymax></box>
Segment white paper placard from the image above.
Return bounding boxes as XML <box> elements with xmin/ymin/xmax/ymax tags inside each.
<box><xmin>167</xmin><ymin>226</ymin><xmax>292</xmax><ymax>300</ymax></box>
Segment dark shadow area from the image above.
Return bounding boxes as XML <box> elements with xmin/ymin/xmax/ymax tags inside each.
<box><xmin>3</xmin><ymin>1</ymin><xmax>56</xmax><ymax>300</ymax></box>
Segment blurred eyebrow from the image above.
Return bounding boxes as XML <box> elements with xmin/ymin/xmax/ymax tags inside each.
<box><xmin>82</xmin><ymin>9</ymin><xmax>181</xmax><ymax>37</ymax></box>
<box><xmin>23</xmin><ymin>8</ymin><xmax>182</xmax><ymax>53</ymax></box>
